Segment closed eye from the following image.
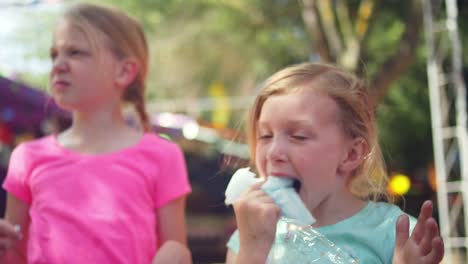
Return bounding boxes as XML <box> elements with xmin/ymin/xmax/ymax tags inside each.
<box><xmin>68</xmin><ymin>49</ymin><xmax>83</xmax><ymax>56</ymax></box>
<box><xmin>258</xmin><ymin>134</ymin><xmax>272</xmax><ymax>140</ymax></box>
<box><xmin>291</xmin><ymin>135</ymin><xmax>307</xmax><ymax>140</ymax></box>
<box><xmin>67</xmin><ymin>47</ymin><xmax>90</xmax><ymax>57</ymax></box>
<box><xmin>50</xmin><ymin>50</ymin><xmax>57</xmax><ymax>61</ymax></box>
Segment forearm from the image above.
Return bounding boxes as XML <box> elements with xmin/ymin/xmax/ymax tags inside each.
<box><xmin>236</xmin><ymin>245</ymin><xmax>271</xmax><ymax>264</ymax></box>
<box><xmin>156</xmin><ymin>196</ymin><xmax>188</xmax><ymax>247</ymax></box>
<box><xmin>234</xmin><ymin>243</ymin><xmax>271</xmax><ymax>264</ymax></box>
<box><xmin>153</xmin><ymin>241</ymin><xmax>191</xmax><ymax>264</ymax></box>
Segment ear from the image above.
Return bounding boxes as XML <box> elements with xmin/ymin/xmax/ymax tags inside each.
<box><xmin>115</xmin><ymin>59</ymin><xmax>139</xmax><ymax>88</ymax></box>
<box><xmin>338</xmin><ymin>137</ymin><xmax>368</xmax><ymax>175</ymax></box>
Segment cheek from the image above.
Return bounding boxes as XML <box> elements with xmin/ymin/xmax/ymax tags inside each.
<box><xmin>291</xmin><ymin>156</ymin><xmax>313</xmax><ymax>177</ymax></box>
<box><xmin>254</xmin><ymin>145</ymin><xmax>267</xmax><ymax>175</ymax></box>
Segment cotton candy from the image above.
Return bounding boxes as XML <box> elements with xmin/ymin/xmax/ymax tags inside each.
<box><xmin>225</xmin><ymin>167</ymin><xmax>315</xmax><ymax>226</ymax></box>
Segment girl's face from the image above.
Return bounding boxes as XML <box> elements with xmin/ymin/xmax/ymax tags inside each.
<box><xmin>255</xmin><ymin>88</ymin><xmax>354</xmax><ymax>211</ymax></box>
<box><xmin>49</xmin><ymin>20</ymin><xmax>122</xmax><ymax>111</ymax></box>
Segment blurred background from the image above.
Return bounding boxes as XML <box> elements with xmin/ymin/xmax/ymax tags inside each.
<box><xmin>0</xmin><ymin>0</ymin><xmax>467</xmax><ymax>263</ymax></box>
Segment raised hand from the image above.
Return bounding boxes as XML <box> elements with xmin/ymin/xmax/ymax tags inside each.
<box><xmin>233</xmin><ymin>181</ymin><xmax>281</xmax><ymax>263</ymax></box>
<box><xmin>393</xmin><ymin>200</ymin><xmax>444</xmax><ymax>264</ymax></box>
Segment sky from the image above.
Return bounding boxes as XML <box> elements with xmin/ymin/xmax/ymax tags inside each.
<box><xmin>0</xmin><ymin>0</ymin><xmax>65</xmax><ymax>76</ymax></box>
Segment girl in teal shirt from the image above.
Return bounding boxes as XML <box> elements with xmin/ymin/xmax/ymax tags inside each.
<box><xmin>226</xmin><ymin>63</ymin><xmax>444</xmax><ymax>263</ymax></box>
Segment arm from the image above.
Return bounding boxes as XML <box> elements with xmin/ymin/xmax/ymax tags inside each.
<box><xmin>152</xmin><ymin>240</ymin><xmax>191</xmax><ymax>264</ymax></box>
<box><xmin>226</xmin><ymin>248</ymin><xmax>237</xmax><ymax>264</ymax></box>
<box><xmin>1</xmin><ymin>194</ymin><xmax>30</xmax><ymax>264</ymax></box>
<box><xmin>153</xmin><ymin>196</ymin><xmax>191</xmax><ymax>264</ymax></box>
<box><xmin>156</xmin><ymin>196</ymin><xmax>188</xmax><ymax>245</ymax></box>
<box><xmin>393</xmin><ymin>200</ymin><xmax>444</xmax><ymax>264</ymax></box>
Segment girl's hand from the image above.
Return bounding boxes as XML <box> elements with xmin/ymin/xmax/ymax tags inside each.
<box><xmin>393</xmin><ymin>200</ymin><xmax>444</xmax><ymax>264</ymax></box>
<box><xmin>233</xmin><ymin>181</ymin><xmax>281</xmax><ymax>263</ymax></box>
<box><xmin>0</xmin><ymin>219</ymin><xmax>22</xmax><ymax>256</ymax></box>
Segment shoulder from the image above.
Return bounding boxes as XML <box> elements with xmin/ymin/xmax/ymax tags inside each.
<box><xmin>127</xmin><ymin>133</ymin><xmax>185</xmax><ymax>167</ymax></box>
<box><xmin>321</xmin><ymin>202</ymin><xmax>403</xmax><ymax>244</ymax></box>
<box><xmin>369</xmin><ymin>202</ymin><xmax>419</xmax><ymax>233</ymax></box>
<box><xmin>5</xmin><ymin>136</ymin><xmax>57</xmax><ymax>190</ymax></box>
<box><xmin>11</xmin><ymin>135</ymin><xmax>55</xmax><ymax>160</ymax></box>
<box><xmin>137</xmin><ymin>133</ymin><xmax>184</xmax><ymax>157</ymax></box>
<box><xmin>141</xmin><ymin>133</ymin><xmax>182</xmax><ymax>151</ymax></box>
<box><xmin>369</xmin><ymin>202</ymin><xmax>404</xmax><ymax>216</ymax></box>
<box><xmin>363</xmin><ymin>202</ymin><xmax>405</xmax><ymax>227</ymax></box>
<box><xmin>320</xmin><ymin>202</ymin><xmax>404</xmax><ymax>263</ymax></box>
<box><xmin>15</xmin><ymin>135</ymin><xmax>54</xmax><ymax>150</ymax></box>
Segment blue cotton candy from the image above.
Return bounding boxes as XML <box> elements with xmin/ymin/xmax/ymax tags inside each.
<box><xmin>260</xmin><ymin>176</ymin><xmax>315</xmax><ymax>226</ymax></box>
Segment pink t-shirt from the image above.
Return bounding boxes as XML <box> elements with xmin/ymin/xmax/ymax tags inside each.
<box><xmin>3</xmin><ymin>133</ymin><xmax>191</xmax><ymax>264</ymax></box>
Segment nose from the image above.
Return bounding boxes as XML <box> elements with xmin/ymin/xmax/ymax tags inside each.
<box><xmin>51</xmin><ymin>56</ymin><xmax>69</xmax><ymax>74</ymax></box>
<box><xmin>266</xmin><ymin>136</ymin><xmax>288</xmax><ymax>162</ymax></box>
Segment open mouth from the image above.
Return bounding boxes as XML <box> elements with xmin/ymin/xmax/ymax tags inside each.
<box><xmin>293</xmin><ymin>179</ymin><xmax>301</xmax><ymax>192</ymax></box>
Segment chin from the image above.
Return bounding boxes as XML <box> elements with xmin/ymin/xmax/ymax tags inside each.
<box><xmin>53</xmin><ymin>98</ymin><xmax>83</xmax><ymax>112</ymax></box>
<box><xmin>53</xmin><ymin>100</ymin><xmax>74</xmax><ymax>111</ymax></box>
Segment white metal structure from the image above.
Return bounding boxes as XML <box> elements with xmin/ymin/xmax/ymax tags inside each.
<box><xmin>423</xmin><ymin>0</ymin><xmax>467</xmax><ymax>262</ymax></box>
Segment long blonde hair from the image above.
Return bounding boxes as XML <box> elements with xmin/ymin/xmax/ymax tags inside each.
<box><xmin>248</xmin><ymin>62</ymin><xmax>390</xmax><ymax>202</ymax></box>
<box><xmin>63</xmin><ymin>3</ymin><xmax>151</xmax><ymax>131</ymax></box>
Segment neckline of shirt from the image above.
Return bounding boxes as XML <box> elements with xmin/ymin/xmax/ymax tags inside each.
<box><xmin>316</xmin><ymin>201</ymin><xmax>374</xmax><ymax>231</ymax></box>
<box><xmin>50</xmin><ymin>133</ymin><xmax>149</xmax><ymax>158</ymax></box>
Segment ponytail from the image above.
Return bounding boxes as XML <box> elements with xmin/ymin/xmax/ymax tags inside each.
<box><xmin>124</xmin><ymin>79</ymin><xmax>151</xmax><ymax>132</ymax></box>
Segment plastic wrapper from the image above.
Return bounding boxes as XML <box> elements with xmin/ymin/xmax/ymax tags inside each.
<box><xmin>267</xmin><ymin>218</ymin><xmax>358</xmax><ymax>264</ymax></box>
<box><xmin>225</xmin><ymin>168</ymin><xmax>358</xmax><ymax>264</ymax></box>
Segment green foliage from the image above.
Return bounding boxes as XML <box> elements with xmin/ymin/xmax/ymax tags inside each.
<box><xmin>0</xmin><ymin>5</ymin><xmax>61</xmax><ymax>88</ymax></box>
<box><xmin>6</xmin><ymin>0</ymin><xmax>468</xmax><ymax>176</ymax></box>
<box><xmin>377</xmin><ymin>1</ymin><xmax>468</xmax><ymax>175</ymax></box>
<box><xmin>378</xmin><ymin>58</ymin><xmax>433</xmax><ymax>174</ymax></box>
<box><xmin>92</xmin><ymin>0</ymin><xmax>310</xmax><ymax>100</ymax></box>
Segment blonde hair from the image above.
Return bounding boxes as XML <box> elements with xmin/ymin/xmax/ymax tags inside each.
<box><xmin>248</xmin><ymin>62</ymin><xmax>391</xmax><ymax>202</ymax></box>
<box><xmin>63</xmin><ymin>3</ymin><xmax>151</xmax><ymax>131</ymax></box>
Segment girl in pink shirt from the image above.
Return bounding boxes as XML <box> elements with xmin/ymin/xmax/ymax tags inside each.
<box><xmin>0</xmin><ymin>3</ymin><xmax>191</xmax><ymax>264</ymax></box>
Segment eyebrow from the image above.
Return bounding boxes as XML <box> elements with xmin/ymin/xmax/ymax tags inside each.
<box><xmin>258</xmin><ymin>119</ymin><xmax>314</xmax><ymax>128</ymax></box>
<box><xmin>51</xmin><ymin>42</ymin><xmax>80</xmax><ymax>49</ymax></box>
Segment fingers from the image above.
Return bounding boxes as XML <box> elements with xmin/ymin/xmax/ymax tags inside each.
<box><xmin>0</xmin><ymin>221</ymin><xmax>21</xmax><ymax>241</ymax></box>
<box><xmin>233</xmin><ymin>183</ymin><xmax>280</xmax><ymax>219</ymax></box>
<box><xmin>412</xmin><ymin>200</ymin><xmax>433</xmax><ymax>243</ymax></box>
<box><xmin>422</xmin><ymin>237</ymin><xmax>445</xmax><ymax>264</ymax></box>
<box><xmin>234</xmin><ymin>180</ymin><xmax>280</xmax><ymax>253</ymax></box>
<box><xmin>412</xmin><ymin>200</ymin><xmax>445</xmax><ymax>263</ymax></box>
<box><xmin>395</xmin><ymin>214</ymin><xmax>410</xmax><ymax>250</ymax></box>
<box><xmin>420</xmin><ymin>218</ymin><xmax>444</xmax><ymax>263</ymax></box>
<box><xmin>0</xmin><ymin>221</ymin><xmax>22</xmax><ymax>258</ymax></box>
<box><xmin>249</xmin><ymin>181</ymin><xmax>265</xmax><ymax>191</ymax></box>
<box><xmin>419</xmin><ymin>218</ymin><xmax>439</xmax><ymax>256</ymax></box>
<box><xmin>235</xmin><ymin>189</ymin><xmax>279</xmax><ymax>215</ymax></box>
<box><xmin>0</xmin><ymin>237</ymin><xmax>13</xmax><ymax>255</ymax></box>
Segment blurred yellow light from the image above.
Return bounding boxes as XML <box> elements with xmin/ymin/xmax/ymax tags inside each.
<box><xmin>389</xmin><ymin>174</ymin><xmax>411</xmax><ymax>195</ymax></box>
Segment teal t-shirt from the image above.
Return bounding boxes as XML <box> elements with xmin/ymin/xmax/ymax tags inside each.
<box><xmin>226</xmin><ymin>202</ymin><xmax>416</xmax><ymax>264</ymax></box>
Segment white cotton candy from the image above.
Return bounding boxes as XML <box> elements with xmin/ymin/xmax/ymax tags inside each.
<box><xmin>225</xmin><ymin>167</ymin><xmax>316</xmax><ymax>226</ymax></box>
<box><xmin>224</xmin><ymin>167</ymin><xmax>260</xmax><ymax>205</ymax></box>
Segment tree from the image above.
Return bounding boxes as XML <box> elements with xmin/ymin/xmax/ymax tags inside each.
<box><xmin>8</xmin><ymin>0</ymin><xmax>467</xmax><ymax>175</ymax></box>
<box><xmin>92</xmin><ymin>0</ymin><xmax>427</xmax><ymax>106</ymax></box>
<box><xmin>301</xmin><ymin>0</ymin><xmax>423</xmax><ymax>104</ymax></box>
